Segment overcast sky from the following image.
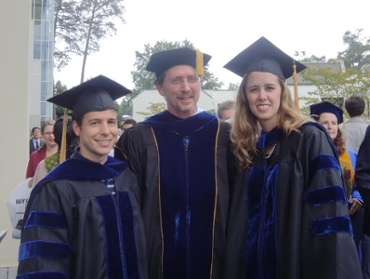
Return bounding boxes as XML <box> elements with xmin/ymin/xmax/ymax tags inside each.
<box><xmin>54</xmin><ymin>0</ymin><xmax>369</xmax><ymax>91</ymax></box>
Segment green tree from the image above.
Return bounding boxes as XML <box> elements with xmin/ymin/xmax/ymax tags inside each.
<box><xmin>130</xmin><ymin>40</ymin><xmax>223</xmax><ymax>101</ymax></box>
<box><xmin>54</xmin><ymin>0</ymin><xmax>125</xmax><ymax>80</ymax></box>
<box><xmin>338</xmin><ymin>29</ymin><xmax>370</xmax><ymax>70</ymax></box>
<box><xmin>226</xmin><ymin>82</ymin><xmax>239</xmax><ymax>91</ymax></box>
<box><xmin>299</xmin><ymin>63</ymin><xmax>370</xmax><ymax>116</ymax></box>
<box><xmin>54</xmin><ymin>0</ymin><xmax>80</xmax><ymax>69</ymax></box>
<box><xmin>136</xmin><ymin>102</ymin><xmax>167</xmax><ymax>119</ymax></box>
<box><xmin>53</xmin><ymin>80</ymin><xmax>68</xmax><ymax>118</ymax></box>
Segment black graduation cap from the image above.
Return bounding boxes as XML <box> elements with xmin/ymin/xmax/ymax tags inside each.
<box><xmin>47</xmin><ymin>75</ymin><xmax>131</xmax><ymax>119</ymax></box>
<box><xmin>223</xmin><ymin>37</ymin><xmax>306</xmax><ymax>80</ymax></box>
<box><xmin>310</xmin><ymin>101</ymin><xmax>344</xmax><ymax>124</ymax></box>
<box><xmin>146</xmin><ymin>47</ymin><xmax>212</xmax><ymax>79</ymax></box>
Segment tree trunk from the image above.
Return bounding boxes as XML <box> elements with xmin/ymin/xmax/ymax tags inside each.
<box><xmin>80</xmin><ymin>0</ymin><xmax>97</xmax><ymax>83</ymax></box>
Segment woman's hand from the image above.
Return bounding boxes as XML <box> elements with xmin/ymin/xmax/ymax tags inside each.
<box><xmin>349</xmin><ymin>198</ymin><xmax>363</xmax><ymax>215</ymax></box>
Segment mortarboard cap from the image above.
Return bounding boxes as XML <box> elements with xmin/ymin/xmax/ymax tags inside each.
<box><xmin>310</xmin><ymin>101</ymin><xmax>344</xmax><ymax>124</ymax></box>
<box><xmin>223</xmin><ymin>36</ymin><xmax>306</xmax><ymax>80</ymax></box>
<box><xmin>146</xmin><ymin>47</ymin><xmax>212</xmax><ymax>79</ymax></box>
<box><xmin>47</xmin><ymin>75</ymin><xmax>131</xmax><ymax>119</ymax></box>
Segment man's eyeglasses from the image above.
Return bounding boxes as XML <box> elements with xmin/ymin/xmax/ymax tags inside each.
<box><xmin>43</xmin><ymin>132</ymin><xmax>54</xmax><ymax>136</ymax></box>
<box><xmin>166</xmin><ymin>76</ymin><xmax>201</xmax><ymax>85</ymax></box>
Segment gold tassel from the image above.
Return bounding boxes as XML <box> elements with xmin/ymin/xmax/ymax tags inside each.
<box><xmin>59</xmin><ymin>108</ymin><xmax>68</xmax><ymax>163</ymax></box>
<box><xmin>195</xmin><ymin>48</ymin><xmax>204</xmax><ymax>77</ymax></box>
<box><xmin>292</xmin><ymin>60</ymin><xmax>300</xmax><ymax>111</ymax></box>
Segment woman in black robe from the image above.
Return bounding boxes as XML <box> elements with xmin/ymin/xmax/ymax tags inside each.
<box><xmin>223</xmin><ymin>37</ymin><xmax>362</xmax><ymax>279</ymax></box>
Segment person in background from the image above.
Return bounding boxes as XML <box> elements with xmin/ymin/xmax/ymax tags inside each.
<box><xmin>311</xmin><ymin>101</ymin><xmax>364</xmax><ymax>260</ymax></box>
<box><xmin>223</xmin><ymin>36</ymin><xmax>361</xmax><ymax>278</ymax></box>
<box><xmin>29</xmin><ymin>127</ymin><xmax>44</xmax><ymax>156</ymax></box>
<box><xmin>355</xmin><ymin>126</ymin><xmax>370</xmax><ymax>279</ymax></box>
<box><xmin>121</xmin><ymin>118</ymin><xmax>138</xmax><ymax>133</ymax></box>
<box><xmin>115</xmin><ymin>47</ymin><xmax>233</xmax><ymax>279</ymax></box>
<box><xmin>343</xmin><ymin>95</ymin><xmax>368</xmax><ymax>153</ymax></box>
<box><xmin>26</xmin><ymin>120</ymin><xmax>58</xmax><ymax>179</ymax></box>
<box><xmin>17</xmin><ymin>75</ymin><xmax>148</xmax><ymax>279</ymax></box>
<box><xmin>217</xmin><ymin>99</ymin><xmax>235</xmax><ymax>121</ymax></box>
<box><xmin>31</xmin><ymin>117</ymin><xmax>78</xmax><ymax>187</ymax></box>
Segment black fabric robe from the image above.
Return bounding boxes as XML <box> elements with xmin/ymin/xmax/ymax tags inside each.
<box><xmin>355</xmin><ymin>125</ymin><xmax>370</xmax><ymax>236</ymax></box>
<box><xmin>225</xmin><ymin>123</ymin><xmax>362</xmax><ymax>279</ymax></box>
<box><xmin>17</xmin><ymin>150</ymin><xmax>148</xmax><ymax>279</ymax></box>
<box><xmin>115</xmin><ymin>111</ymin><xmax>233</xmax><ymax>279</ymax></box>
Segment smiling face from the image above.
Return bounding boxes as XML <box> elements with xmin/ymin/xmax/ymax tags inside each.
<box><xmin>155</xmin><ymin>65</ymin><xmax>201</xmax><ymax>119</ymax></box>
<box><xmin>318</xmin><ymin>112</ymin><xmax>339</xmax><ymax>140</ymax></box>
<box><xmin>73</xmin><ymin>109</ymin><xmax>118</xmax><ymax>164</ymax></box>
<box><xmin>245</xmin><ymin>71</ymin><xmax>282</xmax><ymax>132</ymax></box>
<box><xmin>42</xmin><ymin>124</ymin><xmax>56</xmax><ymax>148</ymax></box>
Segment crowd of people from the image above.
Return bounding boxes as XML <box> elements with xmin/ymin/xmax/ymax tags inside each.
<box><xmin>11</xmin><ymin>36</ymin><xmax>370</xmax><ymax>279</ymax></box>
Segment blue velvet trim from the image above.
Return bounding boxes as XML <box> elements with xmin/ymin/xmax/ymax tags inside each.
<box><xmin>305</xmin><ymin>186</ymin><xmax>347</xmax><ymax>206</ymax></box>
<box><xmin>309</xmin><ymin>154</ymin><xmax>341</xmax><ymax>182</ymax></box>
<box><xmin>43</xmin><ymin>148</ymin><xmax>127</xmax><ymax>181</ymax></box>
<box><xmin>245</xmin><ymin>164</ymin><xmax>279</xmax><ymax>279</ymax></box>
<box><xmin>117</xmin><ymin>191</ymin><xmax>140</xmax><ymax>279</ymax></box>
<box><xmin>24</xmin><ymin>211</ymin><xmax>67</xmax><ymax>229</ymax></box>
<box><xmin>153</xmin><ymin>113</ymin><xmax>218</xmax><ymax>279</ymax></box>
<box><xmin>17</xmin><ymin>271</ymin><xmax>67</xmax><ymax>279</ymax></box>
<box><xmin>256</xmin><ymin>127</ymin><xmax>286</xmax><ymax>150</ymax></box>
<box><xmin>95</xmin><ymin>195</ymin><xmax>126</xmax><ymax>279</ymax></box>
<box><xmin>310</xmin><ymin>216</ymin><xmax>353</xmax><ymax>236</ymax></box>
<box><xmin>18</xmin><ymin>241</ymin><xmax>72</xmax><ymax>261</ymax></box>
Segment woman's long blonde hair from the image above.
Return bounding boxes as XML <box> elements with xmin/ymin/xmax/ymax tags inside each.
<box><xmin>230</xmin><ymin>73</ymin><xmax>309</xmax><ymax>170</ymax></box>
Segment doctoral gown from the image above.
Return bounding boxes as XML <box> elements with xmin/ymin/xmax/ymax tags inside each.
<box><xmin>17</xmin><ymin>150</ymin><xmax>148</xmax><ymax>279</ymax></box>
<box><xmin>225</xmin><ymin>123</ymin><xmax>362</xmax><ymax>279</ymax></box>
<box><xmin>115</xmin><ymin>110</ymin><xmax>233</xmax><ymax>279</ymax></box>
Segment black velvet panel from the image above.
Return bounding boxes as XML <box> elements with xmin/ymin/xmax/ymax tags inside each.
<box><xmin>144</xmin><ymin>111</ymin><xmax>218</xmax><ymax>279</ymax></box>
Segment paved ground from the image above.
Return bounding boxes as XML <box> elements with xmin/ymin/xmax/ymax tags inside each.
<box><xmin>0</xmin><ymin>267</ymin><xmax>17</xmax><ymax>279</ymax></box>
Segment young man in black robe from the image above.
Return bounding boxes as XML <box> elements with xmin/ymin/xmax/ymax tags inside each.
<box><xmin>115</xmin><ymin>48</ymin><xmax>233</xmax><ymax>279</ymax></box>
<box><xmin>17</xmin><ymin>75</ymin><xmax>148</xmax><ymax>279</ymax></box>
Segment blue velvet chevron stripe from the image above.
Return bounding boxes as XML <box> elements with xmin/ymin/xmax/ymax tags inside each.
<box><xmin>18</xmin><ymin>241</ymin><xmax>72</xmax><ymax>261</ymax></box>
<box><xmin>24</xmin><ymin>211</ymin><xmax>67</xmax><ymax>229</ymax></box>
<box><xmin>309</xmin><ymin>154</ymin><xmax>341</xmax><ymax>182</ymax></box>
<box><xmin>117</xmin><ymin>191</ymin><xmax>140</xmax><ymax>279</ymax></box>
<box><xmin>311</xmin><ymin>216</ymin><xmax>353</xmax><ymax>236</ymax></box>
<box><xmin>17</xmin><ymin>271</ymin><xmax>67</xmax><ymax>279</ymax></box>
<box><xmin>95</xmin><ymin>195</ymin><xmax>126</xmax><ymax>279</ymax></box>
<box><xmin>305</xmin><ymin>186</ymin><xmax>347</xmax><ymax>206</ymax></box>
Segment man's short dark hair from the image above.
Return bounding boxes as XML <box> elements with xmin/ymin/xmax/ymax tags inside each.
<box><xmin>217</xmin><ymin>100</ymin><xmax>235</xmax><ymax>119</ymax></box>
<box><xmin>31</xmin><ymin>127</ymin><xmax>41</xmax><ymax>133</ymax></box>
<box><xmin>345</xmin><ymin>95</ymin><xmax>365</xmax><ymax>117</ymax></box>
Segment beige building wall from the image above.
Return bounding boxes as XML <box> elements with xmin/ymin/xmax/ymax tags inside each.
<box><xmin>0</xmin><ymin>0</ymin><xmax>31</xmax><ymax>270</ymax></box>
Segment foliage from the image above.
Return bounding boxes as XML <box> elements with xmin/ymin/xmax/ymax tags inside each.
<box><xmin>53</xmin><ymin>80</ymin><xmax>68</xmax><ymax>118</ymax></box>
<box><xmin>207</xmin><ymin>109</ymin><xmax>216</xmax><ymax>115</ymax></box>
<box><xmin>130</xmin><ymin>39</ymin><xmax>224</xmax><ymax>101</ymax></box>
<box><xmin>296</xmin><ymin>29</ymin><xmax>370</xmax><ymax>118</ymax></box>
<box><xmin>337</xmin><ymin>29</ymin><xmax>370</xmax><ymax>70</ymax></box>
<box><xmin>136</xmin><ymin>102</ymin><xmax>167</xmax><ymax>119</ymax></box>
<box><xmin>54</xmin><ymin>0</ymin><xmax>125</xmax><ymax>81</ymax></box>
<box><xmin>226</xmin><ymin>83</ymin><xmax>240</xmax><ymax>91</ymax></box>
